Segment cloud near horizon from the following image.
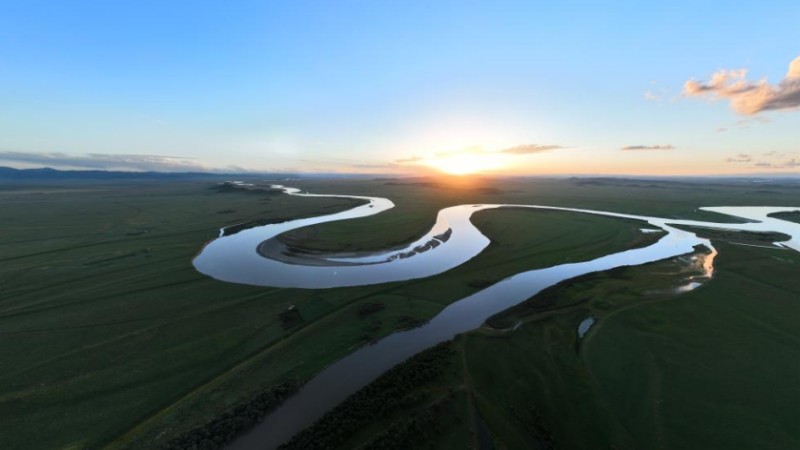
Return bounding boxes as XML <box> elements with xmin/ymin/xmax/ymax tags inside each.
<box><xmin>394</xmin><ymin>156</ymin><xmax>424</xmax><ymax>163</ymax></box>
<box><xmin>751</xmin><ymin>150</ymin><xmax>800</xmax><ymax>169</ymax></box>
<box><xmin>754</xmin><ymin>158</ymin><xmax>800</xmax><ymax>169</ymax></box>
<box><xmin>497</xmin><ymin>144</ymin><xmax>565</xmax><ymax>154</ymax></box>
<box><xmin>683</xmin><ymin>55</ymin><xmax>800</xmax><ymax>115</ymax></box>
<box><xmin>395</xmin><ymin>143</ymin><xmax>566</xmax><ymax>164</ymax></box>
<box><xmin>620</xmin><ymin>144</ymin><xmax>675</xmax><ymax>151</ymax></box>
<box><xmin>0</xmin><ymin>151</ymin><xmax>207</xmax><ymax>172</ymax></box>
<box><xmin>725</xmin><ymin>153</ymin><xmax>752</xmax><ymax>163</ymax></box>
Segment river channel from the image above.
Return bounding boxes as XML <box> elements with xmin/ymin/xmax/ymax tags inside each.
<box><xmin>191</xmin><ymin>184</ymin><xmax>800</xmax><ymax>449</ymax></box>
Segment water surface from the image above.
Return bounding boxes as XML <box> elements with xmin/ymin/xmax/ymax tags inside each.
<box><xmin>195</xmin><ymin>186</ymin><xmax>800</xmax><ymax>289</ymax></box>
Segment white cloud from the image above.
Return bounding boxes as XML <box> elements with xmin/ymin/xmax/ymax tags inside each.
<box><xmin>751</xmin><ymin>152</ymin><xmax>800</xmax><ymax>170</ymax></box>
<box><xmin>725</xmin><ymin>153</ymin><xmax>752</xmax><ymax>163</ymax></box>
<box><xmin>497</xmin><ymin>144</ymin><xmax>565</xmax><ymax>154</ymax></box>
<box><xmin>620</xmin><ymin>144</ymin><xmax>675</xmax><ymax>151</ymax></box>
<box><xmin>683</xmin><ymin>56</ymin><xmax>800</xmax><ymax>115</ymax></box>
<box><xmin>644</xmin><ymin>91</ymin><xmax>661</xmax><ymax>101</ymax></box>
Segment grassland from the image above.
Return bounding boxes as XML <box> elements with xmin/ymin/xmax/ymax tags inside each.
<box><xmin>0</xmin><ymin>177</ymin><xmax>667</xmax><ymax>449</ymax></box>
<box><xmin>294</xmin><ymin>240</ymin><xmax>799</xmax><ymax>450</ymax></box>
<box><xmin>769</xmin><ymin>210</ymin><xmax>800</xmax><ymax>224</ymax></box>
<box><xmin>459</xmin><ymin>241</ymin><xmax>800</xmax><ymax>449</ymax></box>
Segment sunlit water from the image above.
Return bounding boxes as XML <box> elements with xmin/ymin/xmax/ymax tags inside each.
<box><xmin>194</xmin><ymin>186</ymin><xmax>800</xmax><ymax>288</ymax></box>
<box><xmin>196</xmin><ymin>185</ymin><xmax>800</xmax><ymax>450</ymax></box>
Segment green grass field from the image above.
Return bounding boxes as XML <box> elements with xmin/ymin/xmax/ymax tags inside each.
<box><xmin>0</xmin><ymin>178</ymin><xmax>672</xmax><ymax>449</ymax></box>
<box><xmin>291</xmin><ymin>242</ymin><xmax>799</xmax><ymax>450</ymax></box>
<box><xmin>452</xmin><ymin>240</ymin><xmax>800</xmax><ymax>449</ymax></box>
<box><xmin>769</xmin><ymin>210</ymin><xmax>800</xmax><ymax>224</ymax></box>
<box><xmin>581</xmin><ymin>247</ymin><xmax>799</xmax><ymax>449</ymax></box>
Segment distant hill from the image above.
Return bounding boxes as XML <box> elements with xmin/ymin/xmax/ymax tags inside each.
<box><xmin>0</xmin><ymin>166</ymin><xmax>301</xmax><ymax>181</ymax></box>
<box><xmin>0</xmin><ymin>166</ymin><xmax>223</xmax><ymax>180</ymax></box>
<box><xmin>0</xmin><ymin>166</ymin><xmax>399</xmax><ymax>181</ymax></box>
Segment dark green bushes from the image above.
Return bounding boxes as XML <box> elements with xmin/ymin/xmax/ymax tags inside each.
<box><xmin>357</xmin><ymin>302</ymin><xmax>385</xmax><ymax>318</ymax></box>
<box><xmin>164</xmin><ymin>381</ymin><xmax>299</xmax><ymax>450</ymax></box>
<box><xmin>361</xmin><ymin>396</ymin><xmax>454</xmax><ymax>450</ymax></box>
<box><xmin>279</xmin><ymin>342</ymin><xmax>455</xmax><ymax>450</ymax></box>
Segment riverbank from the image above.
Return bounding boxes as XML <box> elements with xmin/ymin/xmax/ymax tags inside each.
<box><xmin>3</xmin><ymin>178</ymin><xmax>799</xmax><ymax>449</ymax></box>
<box><xmin>249</xmin><ymin>241</ymin><xmax>800</xmax><ymax>449</ymax></box>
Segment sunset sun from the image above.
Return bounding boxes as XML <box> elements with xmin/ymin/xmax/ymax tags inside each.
<box><xmin>424</xmin><ymin>152</ymin><xmax>508</xmax><ymax>175</ymax></box>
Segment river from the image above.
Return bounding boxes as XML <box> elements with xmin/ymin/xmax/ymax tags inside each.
<box><xmin>191</xmin><ymin>184</ymin><xmax>800</xmax><ymax>449</ymax></box>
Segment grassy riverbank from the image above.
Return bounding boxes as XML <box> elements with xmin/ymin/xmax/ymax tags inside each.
<box><xmin>769</xmin><ymin>210</ymin><xmax>800</xmax><ymax>224</ymax></box>
<box><xmin>277</xmin><ymin>176</ymin><xmax>800</xmax><ymax>252</ymax></box>
<box><xmin>0</xmin><ymin>178</ymin><xmax>665</xmax><ymax>449</ymax></box>
<box><xmin>296</xmin><ymin>242</ymin><xmax>800</xmax><ymax>450</ymax></box>
<box><xmin>460</xmin><ymin>241</ymin><xmax>800</xmax><ymax>449</ymax></box>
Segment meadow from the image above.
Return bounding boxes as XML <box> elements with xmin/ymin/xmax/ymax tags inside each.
<box><xmin>457</xmin><ymin>239</ymin><xmax>800</xmax><ymax>449</ymax></box>
<box><xmin>1</xmin><ymin>176</ymin><xmax>797</xmax><ymax>449</ymax></box>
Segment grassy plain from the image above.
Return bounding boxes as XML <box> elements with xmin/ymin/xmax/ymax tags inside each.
<box><xmin>769</xmin><ymin>210</ymin><xmax>800</xmax><ymax>224</ymax></box>
<box><xmin>297</xmin><ymin>241</ymin><xmax>800</xmax><ymax>450</ymax></box>
<box><xmin>236</xmin><ymin>176</ymin><xmax>800</xmax><ymax>450</ymax></box>
<box><xmin>0</xmin><ymin>177</ymin><xmax>668</xmax><ymax>449</ymax></box>
<box><xmin>455</xmin><ymin>240</ymin><xmax>800</xmax><ymax>450</ymax></box>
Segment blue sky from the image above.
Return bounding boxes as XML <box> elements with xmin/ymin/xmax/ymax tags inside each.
<box><xmin>1</xmin><ymin>0</ymin><xmax>799</xmax><ymax>175</ymax></box>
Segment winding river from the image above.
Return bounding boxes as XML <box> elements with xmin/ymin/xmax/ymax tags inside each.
<box><xmin>191</xmin><ymin>184</ymin><xmax>800</xmax><ymax>449</ymax></box>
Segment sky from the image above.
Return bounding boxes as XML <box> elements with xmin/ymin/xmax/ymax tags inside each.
<box><xmin>1</xmin><ymin>0</ymin><xmax>799</xmax><ymax>176</ymax></box>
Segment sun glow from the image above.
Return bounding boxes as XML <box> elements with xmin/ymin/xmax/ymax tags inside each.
<box><xmin>424</xmin><ymin>152</ymin><xmax>508</xmax><ymax>175</ymax></box>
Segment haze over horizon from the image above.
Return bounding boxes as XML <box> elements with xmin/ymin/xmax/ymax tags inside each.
<box><xmin>1</xmin><ymin>1</ymin><xmax>798</xmax><ymax>176</ymax></box>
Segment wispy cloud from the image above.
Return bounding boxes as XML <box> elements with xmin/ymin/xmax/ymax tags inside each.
<box><xmin>643</xmin><ymin>80</ymin><xmax>673</xmax><ymax>104</ymax></box>
<box><xmin>620</xmin><ymin>145</ymin><xmax>675</xmax><ymax>151</ymax></box>
<box><xmin>350</xmin><ymin>162</ymin><xmax>402</xmax><ymax>170</ymax></box>
<box><xmin>754</xmin><ymin>159</ymin><xmax>800</xmax><ymax>169</ymax></box>
<box><xmin>434</xmin><ymin>144</ymin><xmax>564</xmax><ymax>159</ymax></box>
<box><xmin>751</xmin><ymin>151</ymin><xmax>800</xmax><ymax>170</ymax></box>
<box><xmin>0</xmin><ymin>151</ymin><xmax>207</xmax><ymax>172</ymax></box>
<box><xmin>497</xmin><ymin>144</ymin><xmax>565</xmax><ymax>154</ymax></box>
<box><xmin>394</xmin><ymin>156</ymin><xmax>424</xmax><ymax>163</ymax></box>
<box><xmin>683</xmin><ymin>55</ymin><xmax>800</xmax><ymax>115</ymax></box>
<box><xmin>725</xmin><ymin>153</ymin><xmax>752</xmax><ymax>163</ymax></box>
<box><xmin>643</xmin><ymin>91</ymin><xmax>661</xmax><ymax>101</ymax></box>
<box><xmin>394</xmin><ymin>143</ymin><xmax>566</xmax><ymax>166</ymax></box>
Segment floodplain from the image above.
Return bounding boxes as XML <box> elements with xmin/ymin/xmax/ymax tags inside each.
<box><xmin>1</xmin><ymin>176</ymin><xmax>798</xmax><ymax>450</ymax></box>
